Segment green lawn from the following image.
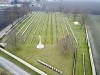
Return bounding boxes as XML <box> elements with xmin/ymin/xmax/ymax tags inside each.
<box><xmin>0</xmin><ymin>12</ymin><xmax>92</xmax><ymax>75</ymax></box>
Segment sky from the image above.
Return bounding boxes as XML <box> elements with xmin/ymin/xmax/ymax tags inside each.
<box><xmin>47</xmin><ymin>0</ymin><xmax>100</xmax><ymax>1</ymax></box>
<box><xmin>8</xmin><ymin>0</ymin><xmax>100</xmax><ymax>2</ymax></box>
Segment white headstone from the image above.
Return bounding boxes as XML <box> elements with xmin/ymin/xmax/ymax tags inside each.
<box><xmin>36</xmin><ymin>36</ymin><xmax>44</xmax><ymax>49</ymax></box>
<box><xmin>74</xmin><ymin>21</ymin><xmax>80</xmax><ymax>25</ymax></box>
<box><xmin>0</xmin><ymin>43</ymin><xmax>7</xmax><ymax>47</ymax></box>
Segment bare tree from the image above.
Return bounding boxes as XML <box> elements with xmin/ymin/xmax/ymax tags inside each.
<box><xmin>13</xmin><ymin>31</ymin><xmax>17</xmax><ymax>48</ymax></box>
<box><xmin>82</xmin><ymin>13</ymin><xmax>88</xmax><ymax>24</ymax></box>
<box><xmin>21</xmin><ymin>2</ymin><xmax>31</xmax><ymax>16</ymax></box>
<box><xmin>63</xmin><ymin>9</ymin><xmax>68</xmax><ymax>16</ymax></box>
<box><xmin>79</xmin><ymin>12</ymin><xmax>89</xmax><ymax>27</ymax></box>
<box><xmin>14</xmin><ymin>5</ymin><xmax>22</xmax><ymax>21</ymax></box>
<box><xmin>59</xmin><ymin>0</ymin><xmax>64</xmax><ymax>13</ymax></box>
<box><xmin>0</xmin><ymin>70</ymin><xmax>7</xmax><ymax>75</ymax></box>
<box><xmin>57</xmin><ymin>35</ymin><xmax>68</xmax><ymax>55</ymax></box>
<box><xmin>41</xmin><ymin>4</ymin><xmax>46</xmax><ymax>11</ymax></box>
<box><xmin>59</xmin><ymin>6</ymin><xmax>63</xmax><ymax>13</ymax></box>
<box><xmin>73</xmin><ymin>9</ymin><xmax>78</xmax><ymax>21</ymax></box>
<box><xmin>12</xmin><ymin>33</ymin><xmax>23</xmax><ymax>49</ymax></box>
<box><xmin>4</xmin><ymin>8</ymin><xmax>17</xmax><ymax>27</ymax></box>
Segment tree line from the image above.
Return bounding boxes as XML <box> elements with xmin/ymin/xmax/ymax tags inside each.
<box><xmin>4</xmin><ymin>3</ymin><xmax>32</xmax><ymax>27</ymax></box>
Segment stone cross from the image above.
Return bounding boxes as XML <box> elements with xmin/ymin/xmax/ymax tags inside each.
<box><xmin>36</xmin><ymin>36</ymin><xmax>44</xmax><ymax>49</ymax></box>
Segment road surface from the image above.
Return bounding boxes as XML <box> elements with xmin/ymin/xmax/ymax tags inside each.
<box><xmin>0</xmin><ymin>56</ymin><xmax>30</xmax><ymax>75</ymax></box>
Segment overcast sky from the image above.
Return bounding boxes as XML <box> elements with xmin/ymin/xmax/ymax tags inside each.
<box><xmin>47</xmin><ymin>0</ymin><xmax>100</xmax><ymax>1</ymax></box>
<box><xmin>9</xmin><ymin>0</ymin><xmax>100</xmax><ymax>1</ymax></box>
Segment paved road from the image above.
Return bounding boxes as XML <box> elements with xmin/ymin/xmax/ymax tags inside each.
<box><xmin>0</xmin><ymin>56</ymin><xmax>30</xmax><ymax>75</ymax></box>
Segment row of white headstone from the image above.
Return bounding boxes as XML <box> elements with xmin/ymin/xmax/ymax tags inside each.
<box><xmin>21</xmin><ymin>13</ymin><xmax>37</xmax><ymax>36</ymax></box>
<box><xmin>30</xmin><ymin>13</ymin><xmax>43</xmax><ymax>43</ymax></box>
<box><xmin>23</xmin><ymin>13</ymin><xmax>39</xmax><ymax>43</ymax></box>
<box><xmin>37</xmin><ymin>60</ymin><xmax>62</xmax><ymax>74</ymax></box>
<box><xmin>30</xmin><ymin>14</ymin><xmax>43</xmax><ymax>43</ymax></box>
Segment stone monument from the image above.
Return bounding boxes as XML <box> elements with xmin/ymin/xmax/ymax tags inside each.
<box><xmin>36</xmin><ymin>36</ymin><xmax>44</xmax><ymax>49</ymax></box>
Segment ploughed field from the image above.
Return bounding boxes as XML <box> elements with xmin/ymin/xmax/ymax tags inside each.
<box><xmin>0</xmin><ymin>12</ymin><xmax>92</xmax><ymax>75</ymax></box>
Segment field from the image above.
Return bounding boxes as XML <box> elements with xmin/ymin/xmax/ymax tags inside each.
<box><xmin>0</xmin><ymin>12</ymin><xmax>92</xmax><ymax>75</ymax></box>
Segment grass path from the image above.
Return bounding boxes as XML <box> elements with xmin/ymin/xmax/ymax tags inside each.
<box><xmin>44</xmin><ymin>14</ymin><xmax>49</xmax><ymax>44</ymax></box>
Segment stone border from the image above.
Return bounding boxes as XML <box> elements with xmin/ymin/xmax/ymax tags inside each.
<box><xmin>85</xmin><ymin>27</ymin><xmax>96</xmax><ymax>75</ymax></box>
<box><xmin>72</xmin><ymin>49</ymin><xmax>77</xmax><ymax>75</ymax></box>
<box><xmin>82</xmin><ymin>53</ymin><xmax>86</xmax><ymax>75</ymax></box>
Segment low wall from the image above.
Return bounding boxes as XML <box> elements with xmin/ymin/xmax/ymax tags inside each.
<box><xmin>0</xmin><ymin>48</ymin><xmax>47</xmax><ymax>75</ymax></box>
<box><xmin>85</xmin><ymin>27</ymin><xmax>96</xmax><ymax>75</ymax></box>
